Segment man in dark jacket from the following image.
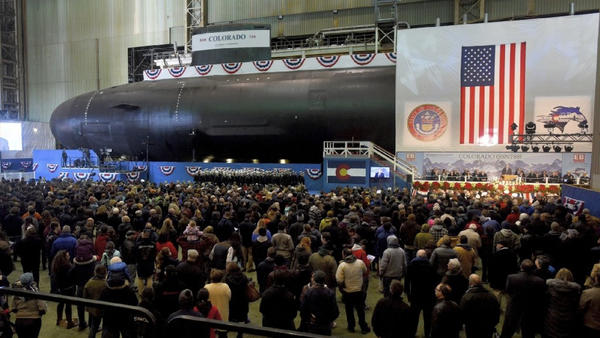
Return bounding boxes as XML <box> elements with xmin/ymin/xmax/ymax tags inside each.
<box><xmin>135</xmin><ymin>229</ymin><xmax>157</xmax><ymax>294</ymax></box>
<box><xmin>430</xmin><ymin>236</ymin><xmax>458</xmax><ymax>283</ymax></box>
<box><xmin>500</xmin><ymin>259</ymin><xmax>546</xmax><ymax>338</ymax></box>
<box><xmin>371</xmin><ymin>280</ymin><xmax>412</xmax><ymax>338</ymax></box>
<box><xmin>260</xmin><ymin>270</ymin><xmax>297</xmax><ymax>330</ymax></box>
<box><xmin>100</xmin><ymin>271</ymin><xmax>139</xmax><ymax>338</ymax></box>
<box><xmin>176</xmin><ymin>249</ymin><xmax>206</xmax><ymax>295</ymax></box>
<box><xmin>15</xmin><ymin>225</ymin><xmax>42</xmax><ymax>284</ymax></box>
<box><xmin>460</xmin><ymin>274</ymin><xmax>500</xmax><ymax>338</ymax></box>
<box><xmin>299</xmin><ymin>270</ymin><xmax>339</xmax><ymax>335</ymax></box>
<box><xmin>256</xmin><ymin>247</ymin><xmax>276</xmax><ymax>293</ymax></box>
<box><xmin>166</xmin><ymin>289</ymin><xmax>209</xmax><ymax>338</ymax></box>
<box><xmin>488</xmin><ymin>240</ymin><xmax>519</xmax><ymax>290</ymax></box>
<box><xmin>405</xmin><ymin>249</ymin><xmax>436</xmax><ymax>338</ymax></box>
<box><xmin>3</xmin><ymin>207</ymin><xmax>23</xmax><ymax>259</ymax></box>
<box><xmin>431</xmin><ymin>283</ymin><xmax>462</xmax><ymax>338</ymax></box>
<box><xmin>68</xmin><ymin>233</ymin><xmax>96</xmax><ymax>331</ymax></box>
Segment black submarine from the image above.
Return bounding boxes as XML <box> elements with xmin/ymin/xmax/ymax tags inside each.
<box><xmin>50</xmin><ymin>66</ymin><xmax>395</xmax><ymax>163</ymax></box>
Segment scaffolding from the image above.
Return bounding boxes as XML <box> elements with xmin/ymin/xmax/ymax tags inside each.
<box><xmin>0</xmin><ymin>0</ymin><xmax>21</xmax><ymax>120</ymax></box>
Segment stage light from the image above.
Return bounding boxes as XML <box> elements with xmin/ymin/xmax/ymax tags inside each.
<box><xmin>564</xmin><ymin>145</ymin><xmax>573</xmax><ymax>152</ymax></box>
<box><xmin>520</xmin><ymin>145</ymin><xmax>529</xmax><ymax>152</ymax></box>
<box><xmin>510</xmin><ymin>123</ymin><xmax>518</xmax><ymax>132</ymax></box>
<box><xmin>542</xmin><ymin>145</ymin><xmax>551</xmax><ymax>152</ymax></box>
<box><xmin>578</xmin><ymin>121</ymin><xmax>588</xmax><ymax>130</ymax></box>
<box><xmin>279</xmin><ymin>159</ymin><xmax>289</xmax><ymax>164</ymax></box>
<box><xmin>226</xmin><ymin>158</ymin><xmax>234</xmax><ymax>163</ymax></box>
<box><xmin>553</xmin><ymin>145</ymin><xmax>562</xmax><ymax>152</ymax></box>
<box><xmin>252</xmin><ymin>159</ymin><xmax>259</xmax><ymax>164</ymax></box>
<box><xmin>531</xmin><ymin>146</ymin><xmax>540</xmax><ymax>152</ymax></box>
<box><xmin>506</xmin><ymin>145</ymin><xmax>519</xmax><ymax>152</ymax></box>
<box><xmin>525</xmin><ymin>122</ymin><xmax>536</xmax><ymax>134</ymax></box>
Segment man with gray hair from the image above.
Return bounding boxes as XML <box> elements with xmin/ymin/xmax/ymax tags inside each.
<box><xmin>176</xmin><ymin>249</ymin><xmax>206</xmax><ymax>295</ymax></box>
<box><xmin>460</xmin><ymin>274</ymin><xmax>500</xmax><ymax>338</ymax></box>
<box><xmin>50</xmin><ymin>225</ymin><xmax>77</xmax><ymax>259</ymax></box>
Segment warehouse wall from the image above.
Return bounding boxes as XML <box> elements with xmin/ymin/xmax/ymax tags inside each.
<box><xmin>25</xmin><ymin>0</ymin><xmax>185</xmax><ymax>122</ymax></box>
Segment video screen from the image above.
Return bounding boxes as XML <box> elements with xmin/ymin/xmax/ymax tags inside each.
<box><xmin>370</xmin><ymin>167</ymin><xmax>390</xmax><ymax>178</ymax></box>
<box><xmin>0</xmin><ymin>122</ymin><xmax>22</xmax><ymax>151</ymax></box>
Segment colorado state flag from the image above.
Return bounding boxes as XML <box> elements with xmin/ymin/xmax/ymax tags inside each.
<box><xmin>327</xmin><ymin>160</ymin><xmax>366</xmax><ymax>184</ymax></box>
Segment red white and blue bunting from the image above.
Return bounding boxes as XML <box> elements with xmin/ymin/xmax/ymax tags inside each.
<box><xmin>126</xmin><ymin>171</ymin><xmax>141</xmax><ymax>182</ymax></box>
<box><xmin>185</xmin><ymin>166</ymin><xmax>201</xmax><ymax>176</ymax></box>
<box><xmin>144</xmin><ymin>53</ymin><xmax>396</xmax><ymax>81</ymax></box>
<box><xmin>305</xmin><ymin>168</ymin><xmax>323</xmax><ymax>180</ymax></box>
<box><xmin>73</xmin><ymin>172</ymin><xmax>91</xmax><ymax>181</ymax></box>
<box><xmin>222</xmin><ymin>63</ymin><xmax>242</xmax><ymax>74</ymax></box>
<box><xmin>253</xmin><ymin>60</ymin><xmax>273</xmax><ymax>72</ymax></box>
<box><xmin>1</xmin><ymin>162</ymin><xmax>11</xmax><ymax>170</ymax></box>
<box><xmin>195</xmin><ymin>65</ymin><xmax>213</xmax><ymax>76</ymax></box>
<box><xmin>145</xmin><ymin>69</ymin><xmax>162</xmax><ymax>80</ymax></box>
<box><xmin>350</xmin><ymin>53</ymin><xmax>376</xmax><ymax>66</ymax></box>
<box><xmin>385</xmin><ymin>52</ymin><xmax>396</xmax><ymax>63</ymax></box>
<box><xmin>159</xmin><ymin>165</ymin><xmax>175</xmax><ymax>176</ymax></box>
<box><xmin>283</xmin><ymin>58</ymin><xmax>305</xmax><ymax>70</ymax></box>
<box><xmin>167</xmin><ymin>67</ymin><xmax>186</xmax><ymax>78</ymax></box>
<box><xmin>316</xmin><ymin>55</ymin><xmax>340</xmax><ymax>68</ymax></box>
<box><xmin>99</xmin><ymin>172</ymin><xmax>118</xmax><ymax>182</ymax></box>
<box><xmin>47</xmin><ymin>163</ymin><xmax>59</xmax><ymax>173</ymax></box>
<box><xmin>20</xmin><ymin>161</ymin><xmax>32</xmax><ymax>169</ymax></box>
<box><xmin>58</xmin><ymin>172</ymin><xmax>69</xmax><ymax>180</ymax></box>
<box><xmin>133</xmin><ymin>165</ymin><xmax>147</xmax><ymax>171</ymax></box>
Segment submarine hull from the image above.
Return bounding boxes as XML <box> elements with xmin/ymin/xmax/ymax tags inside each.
<box><xmin>50</xmin><ymin>67</ymin><xmax>395</xmax><ymax>163</ymax></box>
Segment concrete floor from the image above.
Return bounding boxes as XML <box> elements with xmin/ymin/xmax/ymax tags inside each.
<box><xmin>7</xmin><ymin>261</ymin><xmax>525</xmax><ymax>338</ymax></box>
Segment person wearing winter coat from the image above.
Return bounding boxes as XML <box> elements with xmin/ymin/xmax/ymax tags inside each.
<box><xmin>460</xmin><ymin>274</ymin><xmax>500</xmax><ymax>338</ymax></box>
<box><xmin>430</xmin><ymin>236</ymin><xmax>458</xmax><ymax>283</ymax></box>
<box><xmin>405</xmin><ymin>249</ymin><xmax>437</xmax><ymax>337</ymax></box>
<box><xmin>500</xmin><ymin>259</ymin><xmax>546</xmax><ymax>338</ymax></box>
<box><xmin>100</xmin><ymin>269</ymin><xmax>139</xmax><ymax>338</ymax></box>
<box><xmin>431</xmin><ymin>283</ymin><xmax>462</xmax><ymax>338</ymax></box>
<box><xmin>12</xmin><ymin>273</ymin><xmax>47</xmax><ymax>338</ymax></box>
<box><xmin>371</xmin><ymin>280</ymin><xmax>412</xmax><ymax>338</ymax></box>
<box><xmin>454</xmin><ymin>235</ymin><xmax>477</xmax><ymax>278</ymax></box>
<box><xmin>83</xmin><ymin>264</ymin><xmax>107</xmax><ymax>338</ymax></box>
<box><xmin>68</xmin><ymin>235</ymin><xmax>97</xmax><ymax>331</ymax></box>
<box><xmin>271</xmin><ymin>223</ymin><xmax>294</xmax><ymax>262</ymax></box>
<box><xmin>260</xmin><ymin>270</ymin><xmax>297</xmax><ymax>330</ymax></box>
<box><xmin>429</xmin><ymin>219</ymin><xmax>449</xmax><ymax>243</ymax></box>
<box><xmin>489</xmin><ymin>240</ymin><xmax>519</xmax><ymax>290</ymax></box>
<box><xmin>580</xmin><ymin>269</ymin><xmax>600</xmax><ymax>338</ymax></box>
<box><xmin>299</xmin><ymin>270</ymin><xmax>339</xmax><ymax>335</ymax></box>
<box><xmin>414</xmin><ymin>223</ymin><xmax>434</xmax><ymax>250</ymax></box>
<box><xmin>442</xmin><ymin>258</ymin><xmax>469</xmax><ymax>303</ymax></box>
<box><xmin>378</xmin><ymin>235</ymin><xmax>407</xmax><ymax>298</ymax></box>
<box><xmin>493</xmin><ymin>221</ymin><xmax>520</xmax><ymax>252</ymax></box>
<box><xmin>15</xmin><ymin>225</ymin><xmax>43</xmax><ymax>284</ymax></box>
<box><xmin>224</xmin><ymin>262</ymin><xmax>249</xmax><ymax>323</ymax></box>
<box><xmin>308</xmin><ymin>246</ymin><xmax>337</xmax><ymax>289</ymax></box>
<box><xmin>50</xmin><ymin>225</ymin><xmax>77</xmax><ymax>259</ymax></box>
<box><xmin>336</xmin><ymin>248</ymin><xmax>370</xmax><ymax>334</ymax></box>
<box><xmin>544</xmin><ymin>268</ymin><xmax>581</xmax><ymax>338</ymax></box>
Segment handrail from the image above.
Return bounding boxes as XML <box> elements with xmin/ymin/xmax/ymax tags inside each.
<box><xmin>0</xmin><ymin>287</ymin><xmax>156</xmax><ymax>326</ymax></box>
<box><xmin>167</xmin><ymin>314</ymin><xmax>330</xmax><ymax>338</ymax></box>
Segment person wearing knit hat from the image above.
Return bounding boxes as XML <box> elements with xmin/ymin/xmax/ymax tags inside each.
<box><xmin>13</xmin><ymin>272</ymin><xmax>47</xmax><ymax>338</ymax></box>
<box><xmin>14</xmin><ymin>224</ymin><xmax>43</xmax><ymax>285</ymax></box>
<box><xmin>167</xmin><ymin>289</ymin><xmax>209</xmax><ymax>337</ymax></box>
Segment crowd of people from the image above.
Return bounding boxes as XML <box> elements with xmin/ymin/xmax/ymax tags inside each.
<box><xmin>425</xmin><ymin>166</ymin><xmax>590</xmax><ymax>185</ymax></box>
<box><xmin>0</xmin><ymin>178</ymin><xmax>599</xmax><ymax>338</ymax></box>
<box><xmin>192</xmin><ymin>168</ymin><xmax>304</xmax><ymax>185</ymax></box>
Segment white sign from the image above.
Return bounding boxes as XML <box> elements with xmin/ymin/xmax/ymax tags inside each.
<box><xmin>192</xmin><ymin>30</ymin><xmax>270</xmax><ymax>52</ymax></box>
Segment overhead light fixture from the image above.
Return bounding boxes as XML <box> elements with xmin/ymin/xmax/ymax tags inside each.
<box><xmin>542</xmin><ymin>145</ymin><xmax>551</xmax><ymax>152</ymax></box>
<box><xmin>520</xmin><ymin>145</ymin><xmax>529</xmax><ymax>152</ymax></box>
<box><xmin>252</xmin><ymin>159</ymin><xmax>259</xmax><ymax>164</ymax></box>
<box><xmin>279</xmin><ymin>159</ymin><xmax>289</xmax><ymax>164</ymax></box>
<box><xmin>226</xmin><ymin>158</ymin><xmax>234</xmax><ymax>163</ymax></box>
<box><xmin>553</xmin><ymin>145</ymin><xmax>562</xmax><ymax>153</ymax></box>
<box><xmin>278</xmin><ymin>15</ymin><xmax>283</xmax><ymax>20</ymax></box>
<box><xmin>564</xmin><ymin>145</ymin><xmax>573</xmax><ymax>152</ymax></box>
<box><xmin>525</xmin><ymin>121</ymin><xmax>536</xmax><ymax>134</ymax></box>
<box><xmin>531</xmin><ymin>146</ymin><xmax>540</xmax><ymax>152</ymax></box>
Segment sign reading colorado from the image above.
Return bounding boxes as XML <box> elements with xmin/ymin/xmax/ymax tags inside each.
<box><xmin>327</xmin><ymin>161</ymin><xmax>366</xmax><ymax>184</ymax></box>
<box><xmin>192</xmin><ymin>29</ymin><xmax>271</xmax><ymax>52</ymax></box>
<box><xmin>407</xmin><ymin>104</ymin><xmax>448</xmax><ymax>142</ymax></box>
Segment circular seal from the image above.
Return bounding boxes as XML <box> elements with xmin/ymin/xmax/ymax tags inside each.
<box><xmin>407</xmin><ymin>104</ymin><xmax>448</xmax><ymax>141</ymax></box>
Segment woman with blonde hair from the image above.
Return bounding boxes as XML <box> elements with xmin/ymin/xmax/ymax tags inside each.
<box><xmin>252</xmin><ymin>218</ymin><xmax>272</xmax><ymax>241</ymax></box>
<box><xmin>544</xmin><ymin>268</ymin><xmax>581</xmax><ymax>338</ymax></box>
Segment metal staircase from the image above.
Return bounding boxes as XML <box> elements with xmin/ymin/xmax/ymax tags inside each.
<box><xmin>323</xmin><ymin>141</ymin><xmax>417</xmax><ymax>179</ymax></box>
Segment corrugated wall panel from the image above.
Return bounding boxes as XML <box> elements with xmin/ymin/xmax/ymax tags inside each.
<box><xmin>397</xmin><ymin>0</ymin><xmax>454</xmax><ymax>25</ymax></box>
<box><xmin>486</xmin><ymin>0</ymin><xmax>529</xmax><ymax>20</ymax></box>
<box><xmin>534</xmin><ymin>0</ymin><xmax>599</xmax><ymax>14</ymax></box>
<box><xmin>26</xmin><ymin>0</ymin><xmax>185</xmax><ymax>122</ymax></box>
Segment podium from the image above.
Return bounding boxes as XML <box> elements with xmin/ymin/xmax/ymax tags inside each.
<box><xmin>501</xmin><ymin>175</ymin><xmax>518</xmax><ymax>181</ymax></box>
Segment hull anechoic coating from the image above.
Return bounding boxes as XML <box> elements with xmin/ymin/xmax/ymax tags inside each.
<box><xmin>50</xmin><ymin>67</ymin><xmax>395</xmax><ymax>163</ymax></box>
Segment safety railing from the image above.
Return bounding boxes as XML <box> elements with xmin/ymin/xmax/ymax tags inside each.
<box><xmin>0</xmin><ymin>287</ymin><xmax>331</xmax><ymax>338</ymax></box>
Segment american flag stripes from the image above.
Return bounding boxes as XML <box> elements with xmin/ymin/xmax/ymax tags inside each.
<box><xmin>460</xmin><ymin>42</ymin><xmax>526</xmax><ymax>145</ymax></box>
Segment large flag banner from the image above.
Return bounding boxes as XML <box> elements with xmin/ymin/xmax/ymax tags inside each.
<box><xmin>327</xmin><ymin>161</ymin><xmax>366</xmax><ymax>184</ymax></box>
<box><xmin>460</xmin><ymin>42</ymin><xmax>526</xmax><ymax>145</ymax></box>
<box><xmin>563</xmin><ymin>196</ymin><xmax>584</xmax><ymax>215</ymax></box>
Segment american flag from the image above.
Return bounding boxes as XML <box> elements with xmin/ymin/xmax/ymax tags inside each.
<box><xmin>460</xmin><ymin>42</ymin><xmax>526</xmax><ymax>145</ymax></box>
